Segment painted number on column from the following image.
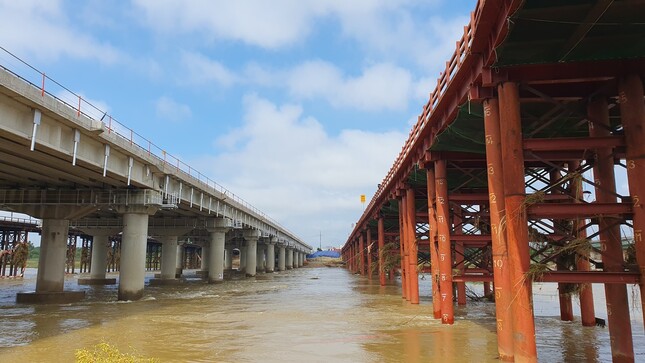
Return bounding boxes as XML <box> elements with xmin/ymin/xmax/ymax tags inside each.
<box><xmin>489</xmin><ymin>193</ymin><xmax>496</xmax><ymax>204</ymax></box>
<box><xmin>635</xmin><ymin>230</ymin><xmax>642</xmax><ymax>242</ymax></box>
<box><xmin>619</xmin><ymin>91</ymin><xmax>628</xmax><ymax>104</ymax></box>
<box><xmin>494</xmin><ymin>259</ymin><xmax>503</xmax><ymax>268</ymax></box>
<box><xmin>634</xmin><ymin>195</ymin><xmax>641</xmax><ymax>208</ymax></box>
<box><xmin>438</xmin><ymin>197</ymin><xmax>445</xmax><ymax>205</ymax></box>
<box><xmin>485</xmin><ymin>135</ymin><xmax>493</xmax><ymax>145</ymax></box>
<box><xmin>440</xmin><ymin>253</ymin><xmax>446</xmax><ymax>261</ymax></box>
<box><xmin>628</xmin><ymin>160</ymin><xmax>636</xmax><ymax>170</ymax></box>
<box><xmin>488</xmin><ymin>163</ymin><xmax>495</xmax><ymax>175</ymax></box>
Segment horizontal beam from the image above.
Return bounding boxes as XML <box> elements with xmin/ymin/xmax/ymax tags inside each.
<box><xmin>527</xmin><ymin>202</ymin><xmax>631</xmax><ymax>219</ymax></box>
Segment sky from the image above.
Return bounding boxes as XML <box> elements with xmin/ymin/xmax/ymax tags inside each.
<box><xmin>0</xmin><ymin>0</ymin><xmax>477</xmax><ymax>248</ymax></box>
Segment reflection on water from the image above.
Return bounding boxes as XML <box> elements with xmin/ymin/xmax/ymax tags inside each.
<box><xmin>0</xmin><ymin>268</ymin><xmax>643</xmax><ymax>362</ymax></box>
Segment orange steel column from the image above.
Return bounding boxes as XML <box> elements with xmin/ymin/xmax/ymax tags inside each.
<box><xmin>406</xmin><ymin>187</ymin><xmax>420</xmax><ymax>304</ymax></box>
<box><xmin>483</xmin><ymin>98</ymin><xmax>515</xmax><ymax>361</ymax></box>
<box><xmin>350</xmin><ymin>241</ymin><xmax>355</xmax><ymax>273</ymax></box>
<box><xmin>498</xmin><ymin>82</ymin><xmax>537</xmax><ymax>362</ymax></box>
<box><xmin>569</xmin><ymin>159</ymin><xmax>595</xmax><ymax>327</ymax></box>
<box><xmin>589</xmin><ymin>95</ymin><xmax>635</xmax><ymax>361</ymax></box>
<box><xmin>378</xmin><ymin>217</ymin><xmax>386</xmax><ymax>286</ymax></box>
<box><xmin>435</xmin><ymin>159</ymin><xmax>454</xmax><ymax>324</ymax></box>
<box><xmin>399</xmin><ymin>197</ymin><xmax>409</xmax><ymax>300</ymax></box>
<box><xmin>367</xmin><ymin>229</ymin><xmax>373</xmax><ymax>280</ymax></box>
<box><xmin>550</xmin><ymin>169</ymin><xmax>574</xmax><ymax>322</ymax></box>
<box><xmin>427</xmin><ymin>167</ymin><xmax>442</xmax><ymax>319</ymax></box>
<box><xmin>619</xmin><ymin>74</ymin><xmax>645</xmax><ymax>328</ymax></box>
<box><xmin>402</xmin><ymin>194</ymin><xmax>412</xmax><ymax>301</ymax></box>
<box><xmin>454</xmin><ymin>213</ymin><xmax>466</xmax><ymax>305</ymax></box>
<box><xmin>358</xmin><ymin>232</ymin><xmax>365</xmax><ymax>275</ymax></box>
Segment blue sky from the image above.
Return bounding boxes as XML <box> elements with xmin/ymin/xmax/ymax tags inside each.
<box><xmin>0</xmin><ymin>0</ymin><xmax>476</xmax><ymax>247</ymax></box>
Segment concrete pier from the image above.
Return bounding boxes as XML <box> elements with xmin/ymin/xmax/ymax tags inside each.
<box><xmin>200</xmin><ymin>243</ymin><xmax>210</xmax><ymax>277</ymax></box>
<box><xmin>118</xmin><ymin>211</ymin><xmax>151</xmax><ymax>301</ymax></box>
<box><xmin>286</xmin><ymin>248</ymin><xmax>294</xmax><ymax>270</ymax></box>
<box><xmin>278</xmin><ymin>245</ymin><xmax>286</xmax><ymax>271</ymax></box>
<box><xmin>244</xmin><ymin>230</ymin><xmax>260</xmax><ymax>277</ymax></box>
<box><xmin>176</xmin><ymin>244</ymin><xmax>184</xmax><ymax>277</ymax></box>
<box><xmin>207</xmin><ymin>218</ymin><xmax>230</xmax><ymax>283</ymax></box>
<box><xmin>256</xmin><ymin>242</ymin><xmax>265</xmax><ymax>273</ymax></box>
<box><xmin>224</xmin><ymin>245</ymin><xmax>233</xmax><ymax>270</ymax></box>
<box><xmin>78</xmin><ymin>230</ymin><xmax>118</xmax><ymax>285</ymax></box>
<box><xmin>266</xmin><ymin>238</ymin><xmax>276</xmax><ymax>273</ymax></box>
<box><xmin>18</xmin><ymin>219</ymin><xmax>85</xmax><ymax>303</ymax></box>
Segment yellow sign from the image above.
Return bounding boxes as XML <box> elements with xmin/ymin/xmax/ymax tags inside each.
<box><xmin>360</xmin><ymin>194</ymin><xmax>366</xmax><ymax>203</ymax></box>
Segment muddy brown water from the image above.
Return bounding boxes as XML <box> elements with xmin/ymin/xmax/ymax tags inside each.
<box><xmin>0</xmin><ymin>267</ymin><xmax>643</xmax><ymax>362</ymax></box>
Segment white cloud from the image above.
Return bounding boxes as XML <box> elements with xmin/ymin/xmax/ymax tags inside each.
<box><xmin>179</xmin><ymin>51</ymin><xmax>237</xmax><ymax>87</ymax></box>
<box><xmin>155</xmin><ymin>96</ymin><xmax>192</xmax><ymax>122</ymax></box>
<box><xmin>0</xmin><ymin>0</ymin><xmax>123</xmax><ymax>64</ymax></box>
<box><xmin>287</xmin><ymin>61</ymin><xmax>414</xmax><ymax>111</ymax></box>
<box><xmin>131</xmin><ymin>0</ymin><xmax>416</xmax><ymax>49</ymax></box>
<box><xmin>194</xmin><ymin>94</ymin><xmax>406</xmax><ymax>244</ymax></box>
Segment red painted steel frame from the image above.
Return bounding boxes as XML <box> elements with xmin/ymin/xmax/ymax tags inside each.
<box><xmin>570</xmin><ymin>159</ymin><xmax>596</xmax><ymax>327</ymax></box>
<box><xmin>359</xmin><ymin>233</ymin><xmax>365</xmax><ymax>276</ymax></box>
<box><xmin>399</xmin><ymin>198</ymin><xmax>408</xmax><ymax>300</ymax></box>
<box><xmin>435</xmin><ymin>159</ymin><xmax>454</xmax><ymax>324</ymax></box>
<box><xmin>620</xmin><ymin>74</ymin><xmax>645</xmax><ymax>330</ymax></box>
<box><xmin>426</xmin><ymin>168</ymin><xmax>442</xmax><ymax>319</ymax></box>
<box><xmin>498</xmin><ymin>82</ymin><xmax>537</xmax><ymax>362</ymax></box>
<box><xmin>367</xmin><ymin>229</ymin><xmax>373</xmax><ymax>280</ymax></box>
<box><xmin>590</xmin><ymin>96</ymin><xmax>634</xmax><ymax>361</ymax></box>
<box><xmin>483</xmin><ymin>98</ymin><xmax>514</xmax><ymax>361</ymax></box>
<box><xmin>406</xmin><ymin>188</ymin><xmax>420</xmax><ymax>304</ymax></box>
<box><xmin>378</xmin><ymin>217</ymin><xmax>386</xmax><ymax>286</ymax></box>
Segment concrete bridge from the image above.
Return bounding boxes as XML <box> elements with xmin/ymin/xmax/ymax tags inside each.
<box><xmin>343</xmin><ymin>1</ymin><xmax>645</xmax><ymax>362</ymax></box>
<box><xmin>0</xmin><ymin>62</ymin><xmax>312</xmax><ymax>303</ymax></box>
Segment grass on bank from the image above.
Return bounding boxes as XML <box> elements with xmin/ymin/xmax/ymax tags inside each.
<box><xmin>75</xmin><ymin>342</ymin><xmax>158</xmax><ymax>363</ymax></box>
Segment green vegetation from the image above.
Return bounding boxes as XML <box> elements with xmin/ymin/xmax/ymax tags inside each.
<box><xmin>75</xmin><ymin>342</ymin><xmax>158</xmax><ymax>363</ymax></box>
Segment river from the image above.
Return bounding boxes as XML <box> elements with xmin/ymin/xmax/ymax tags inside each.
<box><xmin>0</xmin><ymin>267</ymin><xmax>643</xmax><ymax>362</ymax></box>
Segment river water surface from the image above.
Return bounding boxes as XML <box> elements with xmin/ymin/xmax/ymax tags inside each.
<box><xmin>0</xmin><ymin>267</ymin><xmax>644</xmax><ymax>362</ymax></box>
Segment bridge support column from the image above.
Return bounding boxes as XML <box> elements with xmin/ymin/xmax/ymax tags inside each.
<box><xmin>207</xmin><ymin>218</ymin><xmax>231</xmax><ymax>283</ymax></box>
<box><xmin>176</xmin><ymin>244</ymin><xmax>184</xmax><ymax>277</ymax></box>
<box><xmin>224</xmin><ymin>244</ymin><xmax>233</xmax><ymax>271</ymax></box>
<box><xmin>299</xmin><ymin>252</ymin><xmax>304</xmax><ymax>267</ymax></box>
<box><xmin>498</xmin><ymin>81</ymin><xmax>536</xmax><ymax>361</ymax></box>
<box><xmin>200</xmin><ymin>243</ymin><xmax>210</xmax><ymax>277</ymax></box>
<box><xmin>620</xmin><ymin>74</ymin><xmax>645</xmax><ymax>330</ymax></box>
<box><xmin>569</xmin><ymin>159</ymin><xmax>595</xmax><ymax>327</ymax></box>
<box><xmin>366</xmin><ymin>229</ymin><xmax>373</xmax><ymax>279</ymax></box>
<box><xmin>435</xmin><ymin>159</ymin><xmax>454</xmax><ymax>324</ymax></box>
<box><xmin>118</xmin><ymin>209</ymin><xmax>155</xmax><ymax>301</ymax></box>
<box><xmin>483</xmin><ymin>98</ymin><xmax>514</xmax><ymax>360</ymax></box>
<box><xmin>377</xmin><ymin>217</ymin><xmax>386</xmax><ymax>286</ymax></box>
<box><xmin>244</xmin><ymin>230</ymin><xmax>260</xmax><ymax>277</ymax></box>
<box><xmin>239</xmin><ymin>242</ymin><xmax>247</xmax><ymax>271</ymax></box>
<box><xmin>590</xmin><ymin>94</ymin><xmax>635</xmax><ymax>361</ymax></box>
<box><xmin>287</xmin><ymin>248</ymin><xmax>294</xmax><ymax>269</ymax></box>
<box><xmin>398</xmin><ymin>196</ymin><xmax>408</xmax><ymax>301</ymax></box>
<box><xmin>17</xmin><ymin>219</ymin><xmax>85</xmax><ymax>303</ymax></box>
<box><xmin>159</xmin><ymin>236</ymin><xmax>179</xmax><ymax>280</ymax></box>
<box><xmin>426</xmin><ymin>167</ymin><xmax>442</xmax><ymax>320</ymax></box>
<box><xmin>406</xmin><ymin>187</ymin><xmax>419</xmax><ymax>304</ymax></box>
<box><xmin>359</xmin><ymin>233</ymin><xmax>365</xmax><ymax>275</ymax></box>
<box><xmin>77</xmin><ymin>229</ymin><xmax>119</xmax><ymax>285</ymax></box>
<box><xmin>266</xmin><ymin>238</ymin><xmax>276</xmax><ymax>273</ymax></box>
<box><xmin>278</xmin><ymin>244</ymin><xmax>286</xmax><ymax>271</ymax></box>
<box><xmin>256</xmin><ymin>242</ymin><xmax>265</xmax><ymax>273</ymax></box>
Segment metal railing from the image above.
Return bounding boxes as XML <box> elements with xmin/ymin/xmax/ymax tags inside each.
<box><xmin>0</xmin><ymin>47</ymin><xmax>307</xmax><ymax>247</ymax></box>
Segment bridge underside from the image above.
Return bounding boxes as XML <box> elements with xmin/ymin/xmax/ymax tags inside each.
<box><xmin>344</xmin><ymin>1</ymin><xmax>645</xmax><ymax>362</ymax></box>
